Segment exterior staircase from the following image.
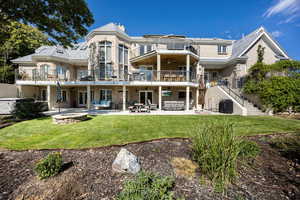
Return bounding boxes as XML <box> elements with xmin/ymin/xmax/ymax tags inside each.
<box><xmin>218</xmin><ymin>85</ymin><xmax>266</xmax><ymax>116</ymax></box>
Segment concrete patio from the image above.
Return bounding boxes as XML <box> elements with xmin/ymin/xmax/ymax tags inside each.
<box><xmin>44</xmin><ymin>108</ymin><xmax>220</xmax><ymax>116</ymax></box>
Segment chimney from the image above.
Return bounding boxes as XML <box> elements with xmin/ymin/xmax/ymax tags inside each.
<box><xmin>117</xmin><ymin>24</ymin><xmax>126</xmax><ymax>32</ymax></box>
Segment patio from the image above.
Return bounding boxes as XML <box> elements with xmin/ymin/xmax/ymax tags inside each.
<box><xmin>43</xmin><ymin>108</ymin><xmax>218</xmax><ymax>116</ymax></box>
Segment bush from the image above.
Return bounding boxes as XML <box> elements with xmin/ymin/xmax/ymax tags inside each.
<box><xmin>117</xmin><ymin>171</ymin><xmax>182</xmax><ymax>200</ymax></box>
<box><xmin>35</xmin><ymin>152</ymin><xmax>63</xmax><ymax>179</ymax></box>
<box><xmin>11</xmin><ymin>99</ymin><xmax>45</xmax><ymax>120</ymax></box>
<box><xmin>238</xmin><ymin>140</ymin><xmax>260</xmax><ymax>158</ymax></box>
<box><xmin>191</xmin><ymin>121</ymin><xmax>242</xmax><ymax>192</ymax></box>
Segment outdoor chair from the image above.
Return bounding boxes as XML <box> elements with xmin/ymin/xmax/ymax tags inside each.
<box><xmin>147</xmin><ymin>99</ymin><xmax>157</xmax><ymax>110</ymax></box>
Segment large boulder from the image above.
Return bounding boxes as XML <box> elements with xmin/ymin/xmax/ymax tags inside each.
<box><xmin>112</xmin><ymin>148</ymin><xmax>141</xmax><ymax>174</ymax></box>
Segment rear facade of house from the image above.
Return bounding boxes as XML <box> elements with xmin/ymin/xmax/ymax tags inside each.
<box><xmin>12</xmin><ymin>23</ymin><xmax>289</xmax><ymax>115</ymax></box>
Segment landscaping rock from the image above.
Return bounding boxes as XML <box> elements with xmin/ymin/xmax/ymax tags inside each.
<box><xmin>112</xmin><ymin>148</ymin><xmax>140</xmax><ymax>174</ymax></box>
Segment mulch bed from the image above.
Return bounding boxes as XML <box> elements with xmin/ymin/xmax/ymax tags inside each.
<box><xmin>0</xmin><ymin>136</ymin><xmax>299</xmax><ymax>200</ymax></box>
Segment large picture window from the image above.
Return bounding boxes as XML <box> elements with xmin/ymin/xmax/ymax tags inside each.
<box><xmin>98</xmin><ymin>41</ymin><xmax>113</xmax><ymax>80</ymax></box>
<box><xmin>100</xmin><ymin>89</ymin><xmax>112</xmax><ymax>101</ymax></box>
<box><xmin>118</xmin><ymin>44</ymin><xmax>128</xmax><ymax>80</ymax></box>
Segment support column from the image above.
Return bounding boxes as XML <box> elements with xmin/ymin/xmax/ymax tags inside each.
<box><xmin>158</xmin><ymin>86</ymin><xmax>162</xmax><ymax>110</ymax></box>
<box><xmin>186</xmin><ymin>54</ymin><xmax>190</xmax><ymax>82</ymax></box>
<box><xmin>196</xmin><ymin>88</ymin><xmax>199</xmax><ymax>110</ymax></box>
<box><xmin>47</xmin><ymin>85</ymin><xmax>51</xmax><ymax>110</ymax></box>
<box><xmin>87</xmin><ymin>85</ymin><xmax>91</xmax><ymax>110</ymax></box>
<box><xmin>157</xmin><ymin>54</ymin><xmax>161</xmax><ymax>81</ymax></box>
<box><xmin>186</xmin><ymin>86</ymin><xmax>190</xmax><ymax>111</ymax></box>
<box><xmin>122</xmin><ymin>85</ymin><xmax>126</xmax><ymax>111</ymax></box>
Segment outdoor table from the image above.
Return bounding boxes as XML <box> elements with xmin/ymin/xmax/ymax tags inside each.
<box><xmin>134</xmin><ymin>103</ymin><xmax>144</xmax><ymax>112</ymax></box>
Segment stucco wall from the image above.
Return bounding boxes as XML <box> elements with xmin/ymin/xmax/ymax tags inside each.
<box><xmin>204</xmin><ymin>86</ymin><xmax>246</xmax><ymax>115</ymax></box>
<box><xmin>199</xmin><ymin>44</ymin><xmax>232</xmax><ymax>58</ymax></box>
<box><xmin>244</xmin><ymin>38</ymin><xmax>279</xmax><ymax>72</ymax></box>
<box><xmin>0</xmin><ymin>84</ymin><xmax>18</xmax><ymax>98</ymax></box>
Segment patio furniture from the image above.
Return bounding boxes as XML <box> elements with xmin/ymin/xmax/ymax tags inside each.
<box><xmin>80</xmin><ymin>75</ymin><xmax>94</xmax><ymax>81</ymax></box>
<box><xmin>93</xmin><ymin>100</ymin><xmax>111</xmax><ymax>109</ymax></box>
<box><xmin>129</xmin><ymin>103</ymin><xmax>150</xmax><ymax>113</ymax></box>
<box><xmin>163</xmin><ymin>101</ymin><xmax>185</xmax><ymax>111</ymax></box>
<box><xmin>147</xmin><ymin>99</ymin><xmax>157</xmax><ymax>110</ymax></box>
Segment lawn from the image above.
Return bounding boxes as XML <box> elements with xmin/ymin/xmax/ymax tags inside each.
<box><xmin>0</xmin><ymin>115</ymin><xmax>299</xmax><ymax>150</ymax></box>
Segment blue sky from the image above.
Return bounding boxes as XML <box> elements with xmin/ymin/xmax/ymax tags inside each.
<box><xmin>86</xmin><ymin>0</ymin><xmax>300</xmax><ymax>60</ymax></box>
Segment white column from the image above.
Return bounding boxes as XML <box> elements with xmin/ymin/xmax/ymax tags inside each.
<box><xmin>157</xmin><ymin>54</ymin><xmax>161</xmax><ymax>81</ymax></box>
<box><xmin>158</xmin><ymin>86</ymin><xmax>162</xmax><ymax>110</ymax></box>
<box><xmin>186</xmin><ymin>54</ymin><xmax>190</xmax><ymax>82</ymax></box>
<box><xmin>122</xmin><ymin>85</ymin><xmax>126</xmax><ymax>111</ymax></box>
<box><xmin>47</xmin><ymin>85</ymin><xmax>51</xmax><ymax>110</ymax></box>
<box><xmin>196</xmin><ymin>88</ymin><xmax>199</xmax><ymax>110</ymax></box>
<box><xmin>186</xmin><ymin>86</ymin><xmax>190</xmax><ymax>111</ymax></box>
<box><xmin>87</xmin><ymin>85</ymin><xmax>91</xmax><ymax>110</ymax></box>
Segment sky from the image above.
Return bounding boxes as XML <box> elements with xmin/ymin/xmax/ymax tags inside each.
<box><xmin>86</xmin><ymin>0</ymin><xmax>300</xmax><ymax>60</ymax></box>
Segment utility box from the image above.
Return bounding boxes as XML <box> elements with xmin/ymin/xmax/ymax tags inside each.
<box><xmin>219</xmin><ymin>99</ymin><xmax>233</xmax><ymax>114</ymax></box>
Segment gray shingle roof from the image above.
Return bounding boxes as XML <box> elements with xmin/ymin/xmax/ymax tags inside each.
<box><xmin>11</xmin><ymin>25</ymin><xmax>288</xmax><ymax>64</ymax></box>
<box><xmin>12</xmin><ymin>42</ymin><xmax>88</xmax><ymax>63</ymax></box>
<box><xmin>231</xmin><ymin>27</ymin><xmax>263</xmax><ymax>59</ymax></box>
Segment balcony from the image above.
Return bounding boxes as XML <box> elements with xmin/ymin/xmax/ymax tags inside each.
<box><xmin>130</xmin><ymin>43</ymin><xmax>199</xmax><ymax>58</ymax></box>
<box><xmin>17</xmin><ymin>69</ymin><xmax>70</xmax><ymax>82</ymax></box>
<box><xmin>16</xmin><ymin>69</ymin><xmax>202</xmax><ymax>85</ymax></box>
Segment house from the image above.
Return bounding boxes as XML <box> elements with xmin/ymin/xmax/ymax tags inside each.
<box><xmin>11</xmin><ymin>23</ymin><xmax>289</xmax><ymax>114</ymax></box>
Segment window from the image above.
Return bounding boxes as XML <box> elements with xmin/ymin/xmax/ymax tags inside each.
<box><xmin>40</xmin><ymin>64</ymin><xmax>49</xmax><ymax>79</ymax></box>
<box><xmin>98</xmin><ymin>41</ymin><xmax>112</xmax><ymax>79</ymax></box>
<box><xmin>41</xmin><ymin>89</ymin><xmax>47</xmax><ymax>101</ymax></box>
<box><xmin>56</xmin><ymin>66</ymin><xmax>67</xmax><ymax>80</ymax></box>
<box><xmin>178</xmin><ymin>91</ymin><xmax>192</xmax><ymax>99</ymax></box>
<box><xmin>100</xmin><ymin>89</ymin><xmax>112</xmax><ymax>101</ymax></box>
<box><xmin>62</xmin><ymin>90</ymin><xmax>67</xmax><ymax>102</ymax></box>
<box><xmin>167</xmin><ymin>43</ymin><xmax>185</xmax><ymax>50</ymax></box>
<box><xmin>139</xmin><ymin>44</ymin><xmax>152</xmax><ymax>56</ymax></box>
<box><xmin>218</xmin><ymin>45</ymin><xmax>227</xmax><ymax>54</ymax></box>
<box><xmin>119</xmin><ymin>44</ymin><xmax>129</xmax><ymax>80</ymax></box>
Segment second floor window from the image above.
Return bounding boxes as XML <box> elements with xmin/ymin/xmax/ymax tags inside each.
<box><xmin>218</xmin><ymin>45</ymin><xmax>227</xmax><ymax>54</ymax></box>
<box><xmin>99</xmin><ymin>41</ymin><xmax>112</xmax><ymax>79</ymax></box>
<box><xmin>119</xmin><ymin>44</ymin><xmax>128</xmax><ymax>80</ymax></box>
<box><xmin>40</xmin><ymin>64</ymin><xmax>49</xmax><ymax>79</ymax></box>
<box><xmin>99</xmin><ymin>41</ymin><xmax>112</xmax><ymax>62</ymax></box>
<box><xmin>139</xmin><ymin>44</ymin><xmax>152</xmax><ymax>56</ymax></box>
<box><xmin>56</xmin><ymin>66</ymin><xmax>66</xmax><ymax>76</ymax></box>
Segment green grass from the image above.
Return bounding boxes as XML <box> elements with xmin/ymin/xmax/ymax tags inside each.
<box><xmin>0</xmin><ymin>115</ymin><xmax>299</xmax><ymax>150</ymax></box>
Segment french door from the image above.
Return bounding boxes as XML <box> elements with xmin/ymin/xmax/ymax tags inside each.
<box><xmin>78</xmin><ymin>91</ymin><xmax>87</xmax><ymax>106</ymax></box>
<box><xmin>139</xmin><ymin>91</ymin><xmax>153</xmax><ymax>104</ymax></box>
<box><xmin>78</xmin><ymin>91</ymin><xmax>94</xmax><ymax>106</ymax></box>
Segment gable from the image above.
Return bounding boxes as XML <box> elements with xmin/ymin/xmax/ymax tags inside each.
<box><xmin>245</xmin><ymin>37</ymin><xmax>279</xmax><ymax>68</ymax></box>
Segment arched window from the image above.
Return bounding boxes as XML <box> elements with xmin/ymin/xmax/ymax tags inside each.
<box><xmin>118</xmin><ymin>44</ymin><xmax>128</xmax><ymax>80</ymax></box>
<box><xmin>98</xmin><ymin>41</ymin><xmax>112</xmax><ymax>80</ymax></box>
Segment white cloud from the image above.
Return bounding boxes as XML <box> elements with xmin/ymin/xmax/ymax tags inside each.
<box><xmin>271</xmin><ymin>30</ymin><xmax>283</xmax><ymax>37</ymax></box>
<box><xmin>264</xmin><ymin>0</ymin><xmax>300</xmax><ymax>23</ymax></box>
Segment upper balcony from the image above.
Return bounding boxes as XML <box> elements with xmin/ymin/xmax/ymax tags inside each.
<box><xmin>130</xmin><ymin>43</ymin><xmax>199</xmax><ymax>60</ymax></box>
<box><xmin>16</xmin><ymin>68</ymin><xmax>204</xmax><ymax>87</ymax></box>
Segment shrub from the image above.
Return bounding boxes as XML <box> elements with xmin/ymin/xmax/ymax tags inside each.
<box><xmin>238</xmin><ymin>140</ymin><xmax>260</xmax><ymax>158</ymax></box>
<box><xmin>35</xmin><ymin>152</ymin><xmax>63</xmax><ymax>179</ymax></box>
<box><xmin>117</xmin><ymin>171</ymin><xmax>182</xmax><ymax>200</ymax></box>
<box><xmin>191</xmin><ymin>121</ymin><xmax>242</xmax><ymax>192</ymax></box>
<box><xmin>11</xmin><ymin>99</ymin><xmax>45</xmax><ymax>120</ymax></box>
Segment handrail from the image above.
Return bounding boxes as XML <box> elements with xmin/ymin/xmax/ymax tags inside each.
<box><xmin>16</xmin><ymin>69</ymin><xmax>199</xmax><ymax>83</ymax></box>
<box><xmin>218</xmin><ymin>80</ymin><xmax>245</xmax><ymax>106</ymax></box>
